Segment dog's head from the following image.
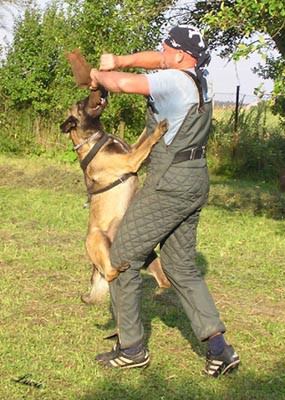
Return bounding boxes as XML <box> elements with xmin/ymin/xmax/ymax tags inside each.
<box><xmin>60</xmin><ymin>86</ymin><xmax>108</xmax><ymax>136</ymax></box>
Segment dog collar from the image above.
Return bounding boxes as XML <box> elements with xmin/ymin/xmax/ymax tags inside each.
<box><xmin>73</xmin><ymin>130</ymin><xmax>101</xmax><ymax>151</ymax></box>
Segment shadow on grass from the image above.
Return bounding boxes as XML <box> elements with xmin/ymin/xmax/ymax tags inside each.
<box><xmin>79</xmin><ymin>360</ymin><xmax>285</xmax><ymax>400</ymax></box>
<box><xmin>92</xmin><ymin>252</ymin><xmax>210</xmax><ymax>358</ymax></box>
<box><xmin>209</xmin><ymin>178</ymin><xmax>285</xmax><ymax>220</ymax></box>
<box><xmin>142</xmin><ymin>252</ymin><xmax>209</xmax><ymax>357</ymax></box>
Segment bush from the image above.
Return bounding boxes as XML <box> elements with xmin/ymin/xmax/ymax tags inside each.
<box><xmin>208</xmin><ymin>103</ymin><xmax>285</xmax><ymax>181</ymax></box>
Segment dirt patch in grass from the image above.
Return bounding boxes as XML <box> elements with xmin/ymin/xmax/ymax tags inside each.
<box><xmin>0</xmin><ymin>163</ymin><xmax>85</xmax><ymax>194</ymax></box>
<box><xmin>1</xmin><ymin>156</ymin><xmax>284</xmax><ymax>220</ymax></box>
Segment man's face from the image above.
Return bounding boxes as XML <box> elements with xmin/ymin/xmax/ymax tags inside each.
<box><xmin>161</xmin><ymin>43</ymin><xmax>181</xmax><ymax>68</ymax></box>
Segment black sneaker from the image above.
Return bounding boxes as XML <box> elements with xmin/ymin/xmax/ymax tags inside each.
<box><xmin>96</xmin><ymin>344</ymin><xmax>150</xmax><ymax>369</ymax></box>
<box><xmin>203</xmin><ymin>345</ymin><xmax>240</xmax><ymax>377</ymax></box>
<box><xmin>96</xmin><ymin>341</ymin><xmax>120</xmax><ymax>364</ymax></box>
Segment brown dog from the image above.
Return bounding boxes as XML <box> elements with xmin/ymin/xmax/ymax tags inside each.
<box><xmin>60</xmin><ymin>88</ymin><xmax>171</xmax><ymax>304</ymax></box>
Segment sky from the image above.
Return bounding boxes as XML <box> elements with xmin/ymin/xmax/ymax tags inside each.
<box><xmin>0</xmin><ymin>0</ymin><xmax>276</xmax><ymax>103</ymax></box>
<box><xmin>208</xmin><ymin>51</ymin><xmax>274</xmax><ymax>102</ymax></box>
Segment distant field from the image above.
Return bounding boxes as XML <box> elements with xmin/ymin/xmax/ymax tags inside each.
<box><xmin>0</xmin><ymin>156</ymin><xmax>284</xmax><ymax>400</ymax></box>
<box><xmin>213</xmin><ymin>103</ymin><xmax>281</xmax><ymax>131</ymax></box>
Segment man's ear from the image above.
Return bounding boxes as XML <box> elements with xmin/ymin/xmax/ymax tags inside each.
<box><xmin>60</xmin><ymin>116</ymin><xmax>78</xmax><ymax>133</ymax></box>
<box><xmin>175</xmin><ymin>50</ymin><xmax>184</xmax><ymax>64</ymax></box>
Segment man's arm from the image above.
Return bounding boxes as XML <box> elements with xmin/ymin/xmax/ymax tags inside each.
<box><xmin>99</xmin><ymin>51</ymin><xmax>166</xmax><ymax>71</ymax></box>
<box><xmin>90</xmin><ymin>69</ymin><xmax>150</xmax><ymax>96</ymax></box>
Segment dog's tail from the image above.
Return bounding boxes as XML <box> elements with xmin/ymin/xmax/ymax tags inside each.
<box><xmin>81</xmin><ymin>270</ymin><xmax>109</xmax><ymax>304</ymax></box>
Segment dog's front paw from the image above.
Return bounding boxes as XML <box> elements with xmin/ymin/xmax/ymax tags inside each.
<box><xmin>155</xmin><ymin>119</ymin><xmax>169</xmax><ymax>139</ymax></box>
<box><xmin>160</xmin><ymin>119</ymin><xmax>169</xmax><ymax>132</ymax></box>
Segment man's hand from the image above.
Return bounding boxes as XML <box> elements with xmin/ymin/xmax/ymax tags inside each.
<box><xmin>90</xmin><ymin>68</ymin><xmax>99</xmax><ymax>89</ymax></box>
<box><xmin>99</xmin><ymin>54</ymin><xmax>121</xmax><ymax>71</ymax></box>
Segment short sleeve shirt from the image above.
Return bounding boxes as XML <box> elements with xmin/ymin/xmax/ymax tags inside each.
<box><xmin>146</xmin><ymin>68</ymin><xmax>212</xmax><ymax>145</ymax></box>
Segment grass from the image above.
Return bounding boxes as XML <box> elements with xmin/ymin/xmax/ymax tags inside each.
<box><xmin>213</xmin><ymin>104</ymin><xmax>281</xmax><ymax>131</ymax></box>
<box><xmin>0</xmin><ymin>155</ymin><xmax>285</xmax><ymax>400</ymax></box>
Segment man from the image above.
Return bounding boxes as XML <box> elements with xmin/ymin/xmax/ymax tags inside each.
<box><xmin>90</xmin><ymin>25</ymin><xmax>240</xmax><ymax>377</ymax></box>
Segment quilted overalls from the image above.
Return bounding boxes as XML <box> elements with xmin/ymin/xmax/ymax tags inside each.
<box><xmin>109</xmin><ymin>76</ymin><xmax>226</xmax><ymax>349</ymax></box>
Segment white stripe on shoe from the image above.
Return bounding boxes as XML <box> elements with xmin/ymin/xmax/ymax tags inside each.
<box><xmin>109</xmin><ymin>354</ymin><xmax>150</xmax><ymax>368</ymax></box>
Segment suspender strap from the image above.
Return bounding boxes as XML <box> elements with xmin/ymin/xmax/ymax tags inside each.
<box><xmin>80</xmin><ymin>133</ymin><xmax>109</xmax><ymax>171</ymax></box>
<box><xmin>171</xmin><ymin>71</ymin><xmax>207</xmax><ymax>164</ymax></box>
<box><xmin>182</xmin><ymin>70</ymin><xmax>204</xmax><ymax>111</ymax></box>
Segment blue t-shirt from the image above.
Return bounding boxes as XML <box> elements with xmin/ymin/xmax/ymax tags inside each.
<box><xmin>146</xmin><ymin>68</ymin><xmax>212</xmax><ymax>145</ymax></box>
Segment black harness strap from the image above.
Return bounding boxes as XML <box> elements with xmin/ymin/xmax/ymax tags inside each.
<box><xmin>88</xmin><ymin>172</ymin><xmax>137</xmax><ymax>196</ymax></box>
<box><xmin>80</xmin><ymin>132</ymin><xmax>109</xmax><ymax>171</ymax></box>
<box><xmin>78</xmin><ymin>130</ymin><xmax>136</xmax><ymax>197</ymax></box>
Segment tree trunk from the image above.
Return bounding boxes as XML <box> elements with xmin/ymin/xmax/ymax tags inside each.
<box><xmin>271</xmin><ymin>27</ymin><xmax>285</xmax><ymax>57</ymax></box>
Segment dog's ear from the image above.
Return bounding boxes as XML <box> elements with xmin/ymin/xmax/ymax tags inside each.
<box><xmin>60</xmin><ymin>116</ymin><xmax>78</xmax><ymax>133</ymax></box>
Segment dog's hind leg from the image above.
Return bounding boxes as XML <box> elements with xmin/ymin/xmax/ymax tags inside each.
<box><xmin>81</xmin><ymin>266</ymin><xmax>109</xmax><ymax>304</ymax></box>
<box><xmin>85</xmin><ymin>228</ymin><xmax>121</xmax><ymax>282</ymax></box>
<box><xmin>146</xmin><ymin>257</ymin><xmax>171</xmax><ymax>289</ymax></box>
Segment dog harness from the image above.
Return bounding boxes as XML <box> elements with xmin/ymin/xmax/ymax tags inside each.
<box><xmin>79</xmin><ymin>132</ymin><xmax>110</xmax><ymax>172</ymax></box>
<box><xmin>74</xmin><ymin>130</ymin><xmax>137</xmax><ymax>196</ymax></box>
<box><xmin>88</xmin><ymin>172</ymin><xmax>137</xmax><ymax>196</ymax></box>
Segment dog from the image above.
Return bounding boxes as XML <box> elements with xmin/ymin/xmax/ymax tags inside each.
<box><xmin>60</xmin><ymin>88</ymin><xmax>171</xmax><ymax>304</ymax></box>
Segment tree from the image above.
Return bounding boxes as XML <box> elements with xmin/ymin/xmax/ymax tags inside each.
<box><xmin>71</xmin><ymin>0</ymin><xmax>175</xmax><ymax>137</ymax></box>
<box><xmin>0</xmin><ymin>4</ymin><xmax>75</xmax><ymax>114</ymax></box>
<box><xmin>171</xmin><ymin>0</ymin><xmax>285</xmax><ymax>116</ymax></box>
<box><xmin>0</xmin><ymin>0</ymin><xmax>175</xmax><ymax>140</ymax></box>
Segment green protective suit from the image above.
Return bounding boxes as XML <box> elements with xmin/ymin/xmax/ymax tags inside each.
<box><xmin>109</xmin><ymin>86</ymin><xmax>226</xmax><ymax>349</ymax></box>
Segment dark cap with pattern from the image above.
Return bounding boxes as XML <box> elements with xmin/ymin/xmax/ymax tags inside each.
<box><xmin>164</xmin><ymin>25</ymin><xmax>211</xmax><ymax>94</ymax></box>
<box><xmin>164</xmin><ymin>25</ymin><xmax>210</xmax><ymax>66</ymax></box>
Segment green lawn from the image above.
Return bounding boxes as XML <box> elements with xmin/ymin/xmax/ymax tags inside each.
<box><xmin>0</xmin><ymin>155</ymin><xmax>284</xmax><ymax>400</ymax></box>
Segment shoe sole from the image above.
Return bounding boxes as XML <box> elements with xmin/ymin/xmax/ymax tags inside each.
<box><xmin>203</xmin><ymin>358</ymin><xmax>240</xmax><ymax>377</ymax></box>
<box><xmin>107</xmin><ymin>357</ymin><xmax>150</xmax><ymax>369</ymax></box>
<box><xmin>222</xmin><ymin>359</ymin><xmax>240</xmax><ymax>375</ymax></box>
<box><xmin>120</xmin><ymin>358</ymin><xmax>150</xmax><ymax>369</ymax></box>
